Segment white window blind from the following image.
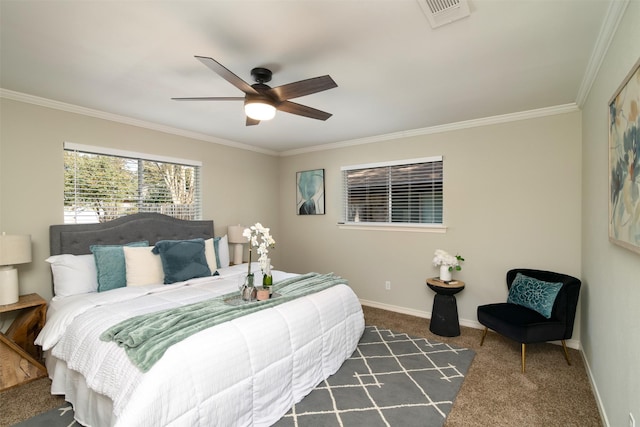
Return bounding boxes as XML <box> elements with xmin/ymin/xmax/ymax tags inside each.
<box><xmin>63</xmin><ymin>143</ymin><xmax>202</xmax><ymax>224</ymax></box>
<box><xmin>341</xmin><ymin>156</ymin><xmax>443</xmax><ymax>225</ymax></box>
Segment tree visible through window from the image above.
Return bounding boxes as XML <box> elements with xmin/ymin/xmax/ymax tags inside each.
<box><xmin>64</xmin><ymin>146</ymin><xmax>201</xmax><ymax>224</ymax></box>
<box><xmin>341</xmin><ymin>157</ymin><xmax>443</xmax><ymax>225</ymax></box>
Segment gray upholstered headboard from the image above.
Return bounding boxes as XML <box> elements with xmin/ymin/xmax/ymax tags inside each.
<box><xmin>50</xmin><ymin>213</ymin><xmax>214</xmax><ymax>256</ymax></box>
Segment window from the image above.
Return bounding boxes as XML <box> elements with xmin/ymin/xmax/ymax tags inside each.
<box><xmin>63</xmin><ymin>142</ymin><xmax>201</xmax><ymax>224</ymax></box>
<box><xmin>341</xmin><ymin>156</ymin><xmax>443</xmax><ymax>226</ymax></box>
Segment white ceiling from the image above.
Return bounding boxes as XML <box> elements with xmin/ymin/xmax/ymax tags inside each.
<box><xmin>0</xmin><ymin>0</ymin><xmax>615</xmax><ymax>154</ymax></box>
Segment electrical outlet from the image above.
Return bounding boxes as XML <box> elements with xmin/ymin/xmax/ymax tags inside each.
<box><xmin>630</xmin><ymin>413</ymin><xmax>636</xmax><ymax>427</ymax></box>
<box><xmin>385</xmin><ymin>281</ymin><xmax>391</xmax><ymax>290</ymax></box>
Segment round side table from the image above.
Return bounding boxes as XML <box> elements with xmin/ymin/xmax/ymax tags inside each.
<box><xmin>426</xmin><ymin>278</ymin><xmax>465</xmax><ymax>337</ymax></box>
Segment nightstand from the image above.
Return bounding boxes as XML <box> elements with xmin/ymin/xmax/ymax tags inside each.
<box><xmin>0</xmin><ymin>293</ymin><xmax>48</xmax><ymax>391</ymax></box>
<box><xmin>426</xmin><ymin>278</ymin><xmax>465</xmax><ymax>337</ymax></box>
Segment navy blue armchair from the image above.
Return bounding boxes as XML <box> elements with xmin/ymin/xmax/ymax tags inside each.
<box><xmin>477</xmin><ymin>269</ymin><xmax>581</xmax><ymax>373</ymax></box>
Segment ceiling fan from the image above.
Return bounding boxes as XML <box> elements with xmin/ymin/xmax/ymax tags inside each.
<box><xmin>172</xmin><ymin>56</ymin><xmax>338</xmax><ymax>126</ymax></box>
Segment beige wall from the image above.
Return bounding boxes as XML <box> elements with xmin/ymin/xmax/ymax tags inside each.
<box><xmin>278</xmin><ymin>112</ymin><xmax>582</xmax><ymax>340</ymax></box>
<box><xmin>581</xmin><ymin>2</ymin><xmax>640</xmax><ymax>426</ymax></box>
<box><xmin>0</xmin><ymin>98</ymin><xmax>281</xmax><ymax>300</ymax></box>
<box><xmin>1</xmin><ymin>98</ymin><xmax>583</xmax><ymax>327</ymax></box>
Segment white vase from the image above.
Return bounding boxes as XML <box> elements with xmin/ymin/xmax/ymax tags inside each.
<box><xmin>439</xmin><ymin>265</ymin><xmax>452</xmax><ymax>282</ymax></box>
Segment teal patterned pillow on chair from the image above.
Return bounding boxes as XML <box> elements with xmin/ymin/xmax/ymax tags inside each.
<box><xmin>507</xmin><ymin>273</ymin><xmax>563</xmax><ymax>318</ymax></box>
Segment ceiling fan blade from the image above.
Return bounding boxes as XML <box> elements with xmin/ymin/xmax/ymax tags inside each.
<box><xmin>171</xmin><ymin>97</ymin><xmax>245</xmax><ymax>101</ymax></box>
<box><xmin>278</xmin><ymin>101</ymin><xmax>333</xmax><ymax>121</ymax></box>
<box><xmin>269</xmin><ymin>75</ymin><xmax>337</xmax><ymax>101</ymax></box>
<box><xmin>195</xmin><ymin>56</ymin><xmax>259</xmax><ymax>95</ymax></box>
<box><xmin>246</xmin><ymin>117</ymin><xmax>260</xmax><ymax>126</ymax></box>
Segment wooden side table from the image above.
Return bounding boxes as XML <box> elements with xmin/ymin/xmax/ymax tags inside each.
<box><xmin>0</xmin><ymin>293</ymin><xmax>48</xmax><ymax>391</ymax></box>
<box><xmin>426</xmin><ymin>278</ymin><xmax>465</xmax><ymax>337</ymax></box>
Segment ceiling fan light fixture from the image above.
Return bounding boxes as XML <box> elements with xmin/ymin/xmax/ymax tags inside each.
<box><xmin>244</xmin><ymin>98</ymin><xmax>276</xmax><ymax>121</ymax></box>
<box><xmin>173</xmin><ymin>57</ymin><xmax>336</xmax><ymax>125</ymax></box>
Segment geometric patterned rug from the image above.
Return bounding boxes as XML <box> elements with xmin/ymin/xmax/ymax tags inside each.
<box><xmin>273</xmin><ymin>325</ymin><xmax>475</xmax><ymax>427</ymax></box>
<box><xmin>12</xmin><ymin>404</ymin><xmax>76</xmax><ymax>426</ymax></box>
<box><xmin>17</xmin><ymin>326</ymin><xmax>474</xmax><ymax>427</ymax></box>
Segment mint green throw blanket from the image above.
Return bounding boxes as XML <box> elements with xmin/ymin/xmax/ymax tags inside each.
<box><xmin>100</xmin><ymin>272</ymin><xmax>346</xmax><ymax>372</ymax></box>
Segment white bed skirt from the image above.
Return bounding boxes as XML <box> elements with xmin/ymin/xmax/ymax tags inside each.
<box><xmin>47</xmin><ymin>355</ymin><xmax>116</xmax><ymax>427</ymax></box>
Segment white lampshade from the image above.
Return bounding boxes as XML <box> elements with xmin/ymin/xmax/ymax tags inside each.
<box><xmin>227</xmin><ymin>225</ymin><xmax>246</xmax><ymax>244</ymax></box>
<box><xmin>0</xmin><ymin>233</ymin><xmax>32</xmax><ymax>305</ymax></box>
<box><xmin>227</xmin><ymin>225</ymin><xmax>246</xmax><ymax>265</ymax></box>
<box><xmin>244</xmin><ymin>100</ymin><xmax>276</xmax><ymax>121</ymax></box>
<box><xmin>0</xmin><ymin>233</ymin><xmax>32</xmax><ymax>266</ymax></box>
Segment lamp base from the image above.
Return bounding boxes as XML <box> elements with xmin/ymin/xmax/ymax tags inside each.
<box><xmin>0</xmin><ymin>266</ymin><xmax>19</xmax><ymax>305</ymax></box>
<box><xmin>232</xmin><ymin>243</ymin><xmax>244</xmax><ymax>266</ymax></box>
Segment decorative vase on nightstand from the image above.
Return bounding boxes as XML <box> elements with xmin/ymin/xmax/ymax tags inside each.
<box><xmin>433</xmin><ymin>249</ymin><xmax>464</xmax><ymax>283</ymax></box>
<box><xmin>439</xmin><ymin>265</ymin><xmax>452</xmax><ymax>282</ymax></box>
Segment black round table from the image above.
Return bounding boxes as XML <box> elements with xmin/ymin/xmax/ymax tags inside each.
<box><xmin>426</xmin><ymin>278</ymin><xmax>465</xmax><ymax>337</ymax></box>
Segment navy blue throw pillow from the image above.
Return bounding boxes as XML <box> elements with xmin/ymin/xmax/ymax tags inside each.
<box><xmin>152</xmin><ymin>238</ymin><xmax>211</xmax><ymax>284</ymax></box>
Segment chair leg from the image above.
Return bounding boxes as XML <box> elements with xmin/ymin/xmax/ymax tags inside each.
<box><xmin>480</xmin><ymin>327</ymin><xmax>488</xmax><ymax>346</ymax></box>
<box><xmin>521</xmin><ymin>343</ymin><xmax>526</xmax><ymax>373</ymax></box>
<box><xmin>561</xmin><ymin>340</ymin><xmax>572</xmax><ymax>366</ymax></box>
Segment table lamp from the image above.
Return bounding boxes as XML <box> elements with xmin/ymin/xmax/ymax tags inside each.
<box><xmin>0</xmin><ymin>233</ymin><xmax>32</xmax><ymax>305</ymax></box>
<box><xmin>227</xmin><ymin>225</ymin><xmax>246</xmax><ymax>265</ymax></box>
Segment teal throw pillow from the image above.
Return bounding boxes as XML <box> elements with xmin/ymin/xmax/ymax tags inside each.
<box><xmin>507</xmin><ymin>273</ymin><xmax>563</xmax><ymax>319</ymax></box>
<box><xmin>152</xmin><ymin>238</ymin><xmax>211</xmax><ymax>284</ymax></box>
<box><xmin>91</xmin><ymin>241</ymin><xmax>149</xmax><ymax>292</ymax></box>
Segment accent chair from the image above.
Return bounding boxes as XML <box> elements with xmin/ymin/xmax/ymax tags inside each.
<box><xmin>476</xmin><ymin>268</ymin><xmax>581</xmax><ymax>373</ymax></box>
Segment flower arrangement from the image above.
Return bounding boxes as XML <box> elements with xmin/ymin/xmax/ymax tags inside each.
<box><xmin>432</xmin><ymin>249</ymin><xmax>464</xmax><ymax>272</ymax></box>
<box><xmin>243</xmin><ymin>223</ymin><xmax>276</xmax><ymax>277</ymax></box>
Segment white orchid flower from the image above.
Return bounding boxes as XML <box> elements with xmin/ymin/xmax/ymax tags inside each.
<box><xmin>242</xmin><ymin>222</ymin><xmax>277</xmax><ymax>276</ymax></box>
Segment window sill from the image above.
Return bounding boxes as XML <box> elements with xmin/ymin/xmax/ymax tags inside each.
<box><xmin>336</xmin><ymin>222</ymin><xmax>447</xmax><ymax>233</ymax></box>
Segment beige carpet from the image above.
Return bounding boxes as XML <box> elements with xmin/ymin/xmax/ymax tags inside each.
<box><xmin>363</xmin><ymin>306</ymin><xmax>602</xmax><ymax>427</ymax></box>
<box><xmin>0</xmin><ymin>377</ymin><xmax>65</xmax><ymax>427</ymax></box>
<box><xmin>0</xmin><ymin>305</ymin><xmax>602</xmax><ymax>427</ymax></box>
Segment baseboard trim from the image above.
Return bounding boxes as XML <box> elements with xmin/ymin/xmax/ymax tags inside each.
<box><xmin>359</xmin><ymin>298</ymin><xmax>580</xmax><ymax>349</ymax></box>
<box><xmin>580</xmin><ymin>346</ymin><xmax>610</xmax><ymax>427</ymax></box>
<box><xmin>360</xmin><ymin>299</ymin><xmax>431</xmax><ymax>320</ymax></box>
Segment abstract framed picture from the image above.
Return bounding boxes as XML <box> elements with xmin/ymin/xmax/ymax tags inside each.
<box><xmin>296</xmin><ymin>169</ymin><xmax>325</xmax><ymax>215</ymax></box>
<box><xmin>609</xmin><ymin>57</ymin><xmax>640</xmax><ymax>254</ymax></box>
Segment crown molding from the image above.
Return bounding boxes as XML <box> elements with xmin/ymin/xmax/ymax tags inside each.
<box><xmin>280</xmin><ymin>103</ymin><xmax>580</xmax><ymax>157</ymax></box>
<box><xmin>1</xmin><ymin>88</ymin><xmax>579</xmax><ymax>158</ymax></box>
<box><xmin>0</xmin><ymin>88</ymin><xmax>278</xmax><ymax>156</ymax></box>
<box><xmin>575</xmin><ymin>0</ymin><xmax>630</xmax><ymax>107</ymax></box>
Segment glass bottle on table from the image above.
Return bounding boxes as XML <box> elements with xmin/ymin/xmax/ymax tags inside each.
<box><xmin>262</xmin><ymin>258</ymin><xmax>273</xmax><ymax>295</ymax></box>
<box><xmin>239</xmin><ymin>273</ymin><xmax>256</xmax><ymax>302</ymax></box>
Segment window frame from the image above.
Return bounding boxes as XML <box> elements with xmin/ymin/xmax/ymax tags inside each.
<box><xmin>339</xmin><ymin>156</ymin><xmax>446</xmax><ymax>233</ymax></box>
<box><xmin>63</xmin><ymin>142</ymin><xmax>202</xmax><ymax>224</ymax></box>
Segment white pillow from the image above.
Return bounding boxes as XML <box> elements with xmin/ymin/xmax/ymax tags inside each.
<box><xmin>205</xmin><ymin>235</ymin><xmax>231</xmax><ymax>270</ymax></box>
<box><xmin>205</xmin><ymin>238</ymin><xmax>217</xmax><ymax>272</ymax></box>
<box><xmin>217</xmin><ymin>235</ymin><xmax>230</xmax><ymax>268</ymax></box>
<box><xmin>123</xmin><ymin>246</ymin><xmax>164</xmax><ymax>286</ymax></box>
<box><xmin>46</xmin><ymin>254</ymin><xmax>98</xmax><ymax>297</ymax></box>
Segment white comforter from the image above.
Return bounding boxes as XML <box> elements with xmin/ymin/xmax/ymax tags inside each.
<box><xmin>36</xmin><ymin>264</ymin><xmax>365</xmax><ymax>427</ymax></box>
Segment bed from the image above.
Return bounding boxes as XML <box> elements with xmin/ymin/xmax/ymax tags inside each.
<box><xmin>36</xmin><ymin>213</ymin><xmax>364</xmax><ymax>426</ymax></box>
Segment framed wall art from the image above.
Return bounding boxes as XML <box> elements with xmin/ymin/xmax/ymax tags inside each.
<box><xmin>609</xmin><ymin>57</ymin><xmax>640</xmax><ymax>254</ymax></box>
<box><xmin>296</xmin><ymin>169</ymin><xmax>325</xmax><ymax>215</ymax></box>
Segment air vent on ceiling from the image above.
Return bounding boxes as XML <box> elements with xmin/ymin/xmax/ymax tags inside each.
<box><xmin>417</xmin><ymin>0</ymin><xmax>471</xmax><ymax>29</ymax></box>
